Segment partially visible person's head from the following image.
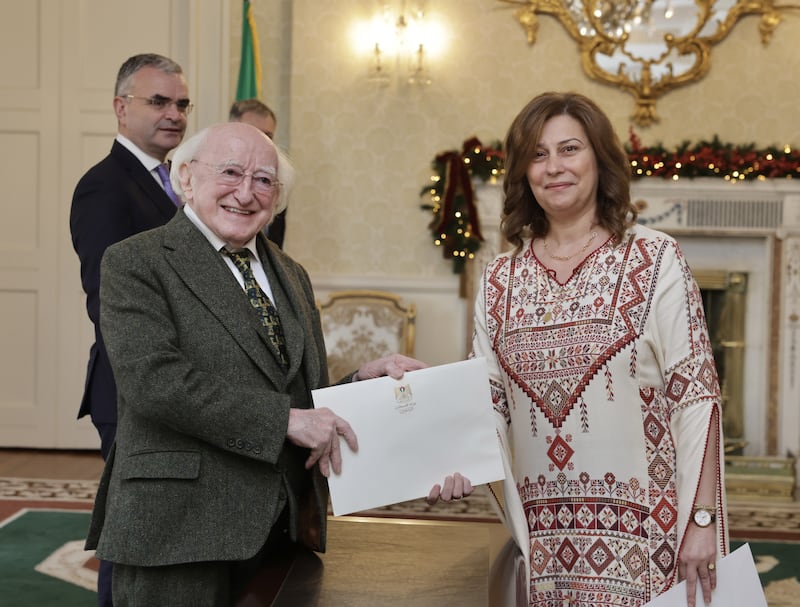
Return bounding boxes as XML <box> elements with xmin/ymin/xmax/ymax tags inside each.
<box><xmin>501</xmin><ymin>91</ymin><xmax>635</xmax><ymax>251</ymax></box>
<box><xmin>171</xmin><ymin>123</ymin><xmax>295</xmax><ymax>248</ymax></box>
<box><xmin>229</xmin><ymin>99</ymin><xmax>277</xmax><ymax>140</ymax></box>
<box><xmin>113</xmin><ymin>53</ymin><xmax>190</xmax><ymax>161</ymax></box>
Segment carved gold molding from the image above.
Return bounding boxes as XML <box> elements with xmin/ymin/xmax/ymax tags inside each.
<box><xmin>498</xmin><ymin>0</ymin><xmax>800</xmax><ymax>126</ymax></box>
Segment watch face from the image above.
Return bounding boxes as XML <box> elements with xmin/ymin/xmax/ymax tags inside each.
<box><xmin>694</xmin><ymin>509</ymin><xmax>713</xmax><ymax>527</ymax></box>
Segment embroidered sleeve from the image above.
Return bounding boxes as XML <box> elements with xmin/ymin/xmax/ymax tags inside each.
<box><xmin>653</xmin><ymin>240</ymin><xmax>721</xmax><ymax>414</ymax></box>
<box><xmin>472</xmin><ymin>257</ymin><xmax>511</xmax><ymax>426</ymax></box>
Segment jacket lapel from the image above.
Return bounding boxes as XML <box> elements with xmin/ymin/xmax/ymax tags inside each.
<box><xmin>257</xmin><ymin>235</ymin><xmax>315</xmax><ymax>384</ymax></box>
<box><xmin>110</xmin><ymin>140</ymin><xmax>178</xmax><ymax>221</ymax></box>
<box><xmin>161</xmin><ymin>213</ymin><xmax>287</xmax><ymax>387</ymax></box>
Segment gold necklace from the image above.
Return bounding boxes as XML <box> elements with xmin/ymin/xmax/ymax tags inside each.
<box><xmin>542</xmin><ymin>230</ymin><xmax>598</xmax><ymax>262</ymax></box>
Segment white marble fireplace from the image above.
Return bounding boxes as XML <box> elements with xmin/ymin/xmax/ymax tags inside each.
<box><xmin>473</xmin><ymin>178</ymin><xmax>800</xmax><ymax>483</ymax></box>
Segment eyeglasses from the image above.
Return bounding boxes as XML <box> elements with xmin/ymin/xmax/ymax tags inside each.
<box><xmin>191</xmin><ymin>160</ymin><xmax>281</xmax><ymax>195</ymax></box>
<box><xmin>123</xmin><ymin>94</ymin><xmax>194</xmax><ymax>115</ymax></box>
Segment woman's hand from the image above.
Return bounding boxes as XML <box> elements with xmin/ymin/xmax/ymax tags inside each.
<box><xmin>678</xmin><ymin>523</ymin><xmax>717</xmax><ymax>607</ymax></box>
<box><xmin>426</xmin><ymin>472</ymin><xmax>473</xmax><ymax>504</ymax></box>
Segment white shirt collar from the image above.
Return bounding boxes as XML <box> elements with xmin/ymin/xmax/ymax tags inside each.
<box><xmin>115</xmin><ymin>134</ymin><xmax>165</xmax><ymax>172</ymax></box>
<box><xmin>183</xmin><ymin>205</ymin><xmax>260</xmax><ymax>260</ymax></box>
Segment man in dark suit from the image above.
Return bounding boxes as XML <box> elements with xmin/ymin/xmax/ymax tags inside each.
<box><xmin>85</xmin><ymin>122</ymin><xmax>424</xmax><ymax>606</ymax></box>
<box><xmin>70</xmin><ymin>53</ymin><xmax>191</xmax><ymax>461</ymax></box>
<box><xmin>71</xmin><ymin>53</ymin><xmax>190</xmax><ymax>607</ymax></box>
<box><xmin>229</xmin><ymin>98</ymin><xmax>287</xmax><ymax>248</ymax></box>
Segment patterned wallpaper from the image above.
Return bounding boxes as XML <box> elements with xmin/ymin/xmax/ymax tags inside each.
<box><xmin>233</xmin><ymin>0</ymin><xmax>800</xmax><ymax>278</ymax></box>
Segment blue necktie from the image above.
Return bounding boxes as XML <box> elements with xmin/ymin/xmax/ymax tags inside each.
<box><xmin>155</xmin><ymin>163</ymin><xmax>181</xmax><ymax>206</ymax></box>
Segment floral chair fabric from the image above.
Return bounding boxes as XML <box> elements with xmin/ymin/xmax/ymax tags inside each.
<box><xmin>317</xmin><ymin>290</ymin><xmax>416</xmax><ymax>381</ymax></box>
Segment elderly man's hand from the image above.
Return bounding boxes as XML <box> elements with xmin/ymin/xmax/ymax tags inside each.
<box><xmin>353</xmin><ymin>354</ymin><xmax>427</xmax><ymax>381</ymax></box>
<box><xmin>286</xmin><ymin>408</ymin><xmax>357</xmax><ymax>477</ymax></box>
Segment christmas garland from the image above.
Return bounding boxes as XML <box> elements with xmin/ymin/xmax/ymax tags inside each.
<box><xmin>419</xmin><ymin>137</ymin><xmax>505</xmax><ymax>274</ymax></box>
<box><xmin>421</xmin><ymin>134</ymin><xmax>799</xmax><ymax>273</ymax></box>
<box><xmin>627</xmin><ymin>129</ymin><xmax>800</xmax><ymax>181</ymax></box>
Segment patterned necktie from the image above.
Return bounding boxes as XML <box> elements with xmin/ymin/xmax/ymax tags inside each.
<box><xmin>155</xmin><ymin>163</ymin><xmax>181</xmax><ymax>206</ymax></box>
<box><xmin>224</xmin><ymin>249</ymin><xmax>289</xmax><ymax>367</ymax></box>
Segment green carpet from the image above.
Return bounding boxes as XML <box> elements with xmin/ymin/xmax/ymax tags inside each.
<box><xmin>732</xmin><ymin>539</ymin><xmax>800</xmax><ymax>605</ymax></box>
<box><xmin>0</xmin><ymin>510</ymin><xmax>95</xmax><ymax>607</ymax></box>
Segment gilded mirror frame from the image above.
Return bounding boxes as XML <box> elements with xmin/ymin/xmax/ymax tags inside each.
<box><xmin>498</xmin><ymin>0</ymin><xmax>800</xmax><ymax>126</ymax></box>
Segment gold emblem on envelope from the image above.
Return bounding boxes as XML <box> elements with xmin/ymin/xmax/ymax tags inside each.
<box><xmin>395</xmin><ymin>384</ymin><xmax>413</xmax><ymax>404</ymax></box>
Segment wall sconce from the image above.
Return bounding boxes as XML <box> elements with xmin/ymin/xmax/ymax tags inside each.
<box><xmin>354</xmin><ymin>1</ymin><xmax>442</xmax><ymax>86</ymax></box>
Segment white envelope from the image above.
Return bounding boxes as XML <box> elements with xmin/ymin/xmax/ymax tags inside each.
<box><xmin>311</xmin><ymin>357</ymin><xmax>505</xmax><ymax>516</ymax></box>
<box><xmin>643</xmin><ymin>543</ymin><xmax>767</xmax><ymax>607</ymax></box>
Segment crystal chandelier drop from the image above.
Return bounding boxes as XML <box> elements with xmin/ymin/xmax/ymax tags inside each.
<box><xmin>565</xmin><ymin>0</ymin><xmax>658</xmax><ymax>38</ymax></box>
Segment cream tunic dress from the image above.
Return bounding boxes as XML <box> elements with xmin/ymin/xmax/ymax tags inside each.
<box><xmin>474</xmin><ymin>224</ymin><xmax>728</xmax><ymax>606</ymax></box>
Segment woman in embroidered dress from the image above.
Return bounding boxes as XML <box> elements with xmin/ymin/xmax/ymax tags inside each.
<box><xmin>429</xmin><ymin>92</ymin><xmax>727</xmax><ymax>607</ymax></box>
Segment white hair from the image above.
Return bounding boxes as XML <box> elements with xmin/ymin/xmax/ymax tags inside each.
<box><xmin>169</xmin><ymin>124</ymin><xmax>295</xmax><ymax>214</ymax></box>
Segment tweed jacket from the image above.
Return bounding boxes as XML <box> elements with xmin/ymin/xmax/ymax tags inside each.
<box><xmin>86</xmin><ymin>210</ymin><xmax>330</xmax><ymax>566</ymax></box>
<box><xmin>70</xmin><ymin>140</ymin><xmax>178</xmax><ymax>425</ymax></box>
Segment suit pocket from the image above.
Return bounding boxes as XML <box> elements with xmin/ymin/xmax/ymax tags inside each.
<box><xmin>119</xmin><ymin>449</ymin><xmax>201</xmax><ymax>480</ymax></box>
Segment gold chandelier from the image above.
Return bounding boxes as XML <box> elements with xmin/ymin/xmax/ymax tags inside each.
<box><xmin>498</xmin><ymin>0</ymin><xmax>800</xmax><ymax>126</ymax></box>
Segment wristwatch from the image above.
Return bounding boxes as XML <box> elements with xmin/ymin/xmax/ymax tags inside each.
<box><xmin>692</xmin><ymin>505</ymin><xmax>717</xmax><ymax>528</ymax></box>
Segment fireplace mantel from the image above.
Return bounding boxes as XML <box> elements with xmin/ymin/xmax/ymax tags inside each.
<box><xmin>631</xmin><ymin>178</ymin><xmax>800</xmax><ymax>236</ymax></box>
<box><xmin>471</xmin><ymin>178</ymin><xmax>800</xmax><ymax>484</ymax></box>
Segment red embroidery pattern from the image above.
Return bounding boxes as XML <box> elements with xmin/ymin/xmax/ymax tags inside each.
<box><xmin>480</xmin><ymin>229</ymin><xmax>721</xmax><ymax>606</ymax></box>
<box><xmin>485</xmin><ymin>237</ymin><xmax>650</xmax><ymax>429</ymax></box>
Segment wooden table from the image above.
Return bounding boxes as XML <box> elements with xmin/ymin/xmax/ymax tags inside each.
<box><xmin>238</xmin><ymin>516</ymin><xmax>522</xmax><ymax>606</ymax></box>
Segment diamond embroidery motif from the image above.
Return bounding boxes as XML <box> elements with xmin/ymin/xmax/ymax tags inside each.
<box><xmin>651</xmin><ymin>498</ymin><xmax>678</xmax><ymax>533</ymax></box>
<box><xmin>586</xmin><ymin>539</ymin><xmax>615</xmax><ymax>574</ymax></box>
<box><xmin>665</xmin><ymin>372</ymin><xmax>690</xmax><ymax>402</ymax></box>
<box><xmin>697</xmin><ymin>359</ymin><xmax>718</xmax><ymax>392</ymax></box>
<box><xmin>555</xmin><ymin>538</ymin><xmax>580</xmax><ymax>572</ymax></box>
<box><xmin>643</xmin><ymin>413</ymin><xmax>666</xmax><ymax>446</ymax></box>
<box><xmin>623</xmin><ymin>544</ymin><xmax>648</xmax><ymax>579</ymax></box>
<box><xmin>653</xmin><ymin>542</ymin><xmax>676</xmax><ymax>576</ymax></box>
<box><xmin>541</xmin><ymin>381</ymin><xmax>573</xmax><ymax>425</ymax></box>
<box><xmin>557</xmin><ymin>505</ymin><xmax>574</xmax><ymax>528</ymax></box>
<box><xmin>597</xmin><ymin>506</ymin><xmax>618</xmax><ymax>530</ymax></box>
<box><xmin>619</xmin><ymin>509</ymin><xmax>640</xmax><ymax>534</ymax></box>
<box><xmin>547</xmin><ymin>434</ymin><xmax>574</xmax><ymax>470</ymax></box>
<box><xmin>648</xmin><ymin>454</ymin><xmax>673</xmax><ymax>490</ymax></box>
<box><xmin>538</xmin><ymin>506</ymin><xmax>556</xmax><ymax>529</ymax></box>
<box><xmin>575</xmin><ymin>505</ymin><xmax>595</xmax><ymax>528</ymax></box>
<box><xmin>530</xmin><ymin>539</ymin><xmax>551</xmax><ymax>575</ymax></box>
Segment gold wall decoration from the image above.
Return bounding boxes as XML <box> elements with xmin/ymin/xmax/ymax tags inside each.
<box><xmin>498</xmin><ymin>1</ymin><xmax>800</xmax><ymax>126</ymax></box>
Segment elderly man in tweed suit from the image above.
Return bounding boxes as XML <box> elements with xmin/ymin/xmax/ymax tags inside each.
<box><xmin>85</xmin><ymin>122</ymin><xmax>425</xmax><ymax>606</ymax></box>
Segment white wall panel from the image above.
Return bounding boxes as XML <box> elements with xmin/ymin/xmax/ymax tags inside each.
<box><xmin>0</xmin><ymin>1</ymin><xmax>39</xmax><ymax>90</ymax></box>
<box><xmin>0</xmin><ymin>132</ymin><xmax>39</xmax><ymax>251</ymax></box>
<box><xmin>0</xmin><ymin>289</ymin><xmax>37</xmax><ymax>408</ymax></box>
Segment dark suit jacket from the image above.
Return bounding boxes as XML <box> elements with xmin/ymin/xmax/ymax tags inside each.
<box><xmin>267</xmin><ymin>209</ymin><xmax>287</xmax><ymax>249</ymax></box>
<box><xmin>86</xmin><ymin>210</ymin><xmax>331</xmax><ymax>565</ymax></box>
<box><xmin>70</xmin><ymin>140</ymin><xmax>178</xmax><ymax>424</ymax></box>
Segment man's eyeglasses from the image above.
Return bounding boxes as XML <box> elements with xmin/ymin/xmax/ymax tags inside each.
<box><xmin>124</xmin><ymin>94</ymin><xmax>194</xmax><ymax>115</ymax></box>
<box><xmin>191</xmin><ymin>160</ymin><xmax>281</xmax><ymax>195</ymax></box>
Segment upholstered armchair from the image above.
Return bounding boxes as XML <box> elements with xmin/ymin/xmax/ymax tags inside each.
<box><xmin>317</xmin><ymin>290</ymin><xmax>416</xmax><ymax>381</ymax></box>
